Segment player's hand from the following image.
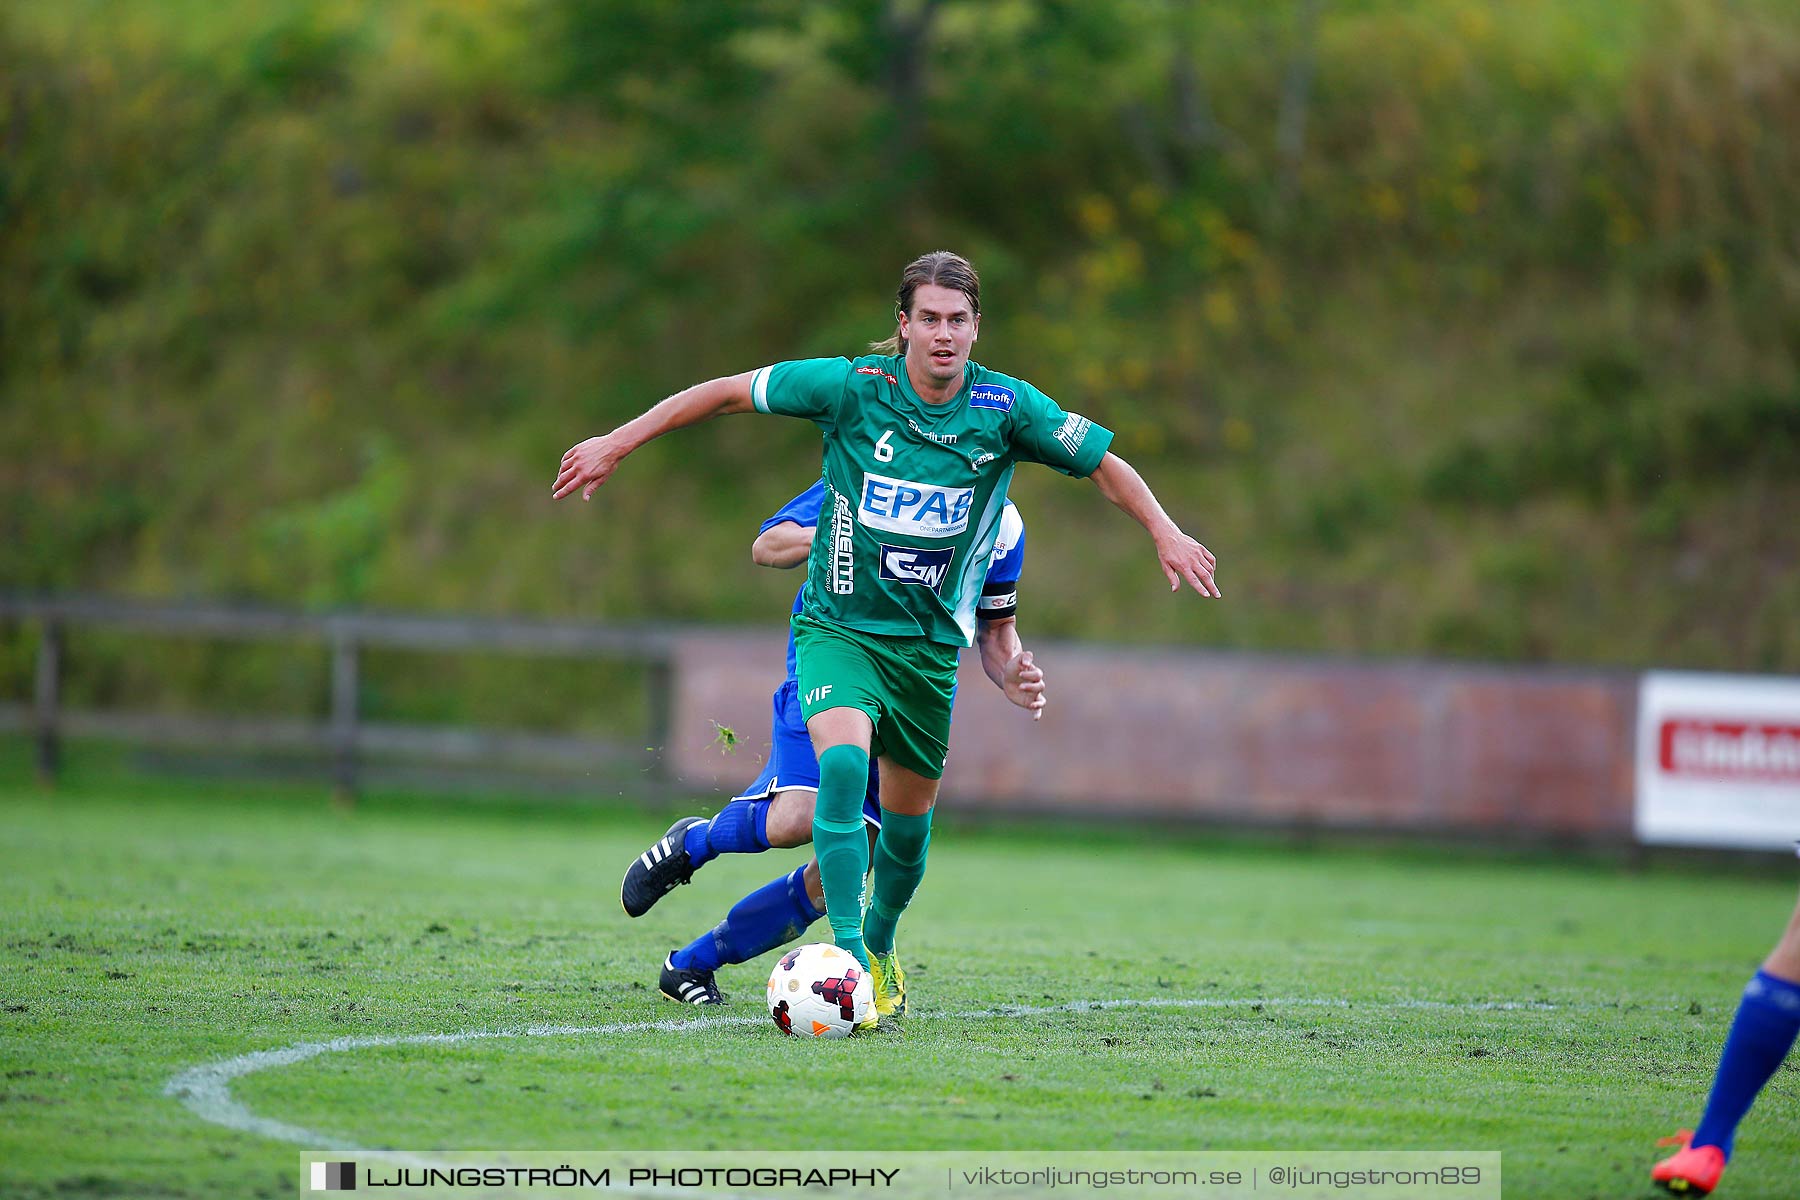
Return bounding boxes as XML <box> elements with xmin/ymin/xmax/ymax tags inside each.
<box><xmin>553</xmin><ymin>433</ymin><xmax>627</xmax><ymax>501</ymax></box>
<box><xmin>1003</xmin><ymin>649</ymin><xmax>1047</xmax><ymax>721</ymax></box>
<box><xmin>1155</xmin><ymin>528</ymin><xmax>1220</xmax><ymax>598</ymax></box>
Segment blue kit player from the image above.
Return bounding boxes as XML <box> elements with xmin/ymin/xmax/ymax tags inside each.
<box><xmin>620</xmin><ymin>479</ymin><xmax>1043</xmax><ymax>1008</ymax></box>
<box><xmin>1653</xmin><ymin>848</ymin><xmax>1800</xmax><ymax>1195</ymax></box>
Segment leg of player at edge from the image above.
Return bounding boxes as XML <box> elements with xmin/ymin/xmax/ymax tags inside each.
<box><xmin>1654</xmin><ymin>880</ymin><xmax>1800</xmax><ymax>1195</ymax></box>
<box><xmin>862</xmin><ymin>756</ymin><xmax>939</xmax><ymax>1021</ymax></box>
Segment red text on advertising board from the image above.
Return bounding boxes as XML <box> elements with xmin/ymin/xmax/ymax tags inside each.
<box><xmin>1659</xmin><ymin>718</ymin><xmax>1800</xmax><ymax>782</ymax></box>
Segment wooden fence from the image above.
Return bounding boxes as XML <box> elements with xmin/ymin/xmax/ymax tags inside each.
<box><xmin>0</xmin><ymin>594</ymin><xmax>680</xmax><ymax>800</ymax></box>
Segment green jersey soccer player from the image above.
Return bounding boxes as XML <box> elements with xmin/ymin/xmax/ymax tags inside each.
<box><xmin>555</xmin><ymin>251</ymin><xmax>1218</xmax><ymax>1019</ymax></box>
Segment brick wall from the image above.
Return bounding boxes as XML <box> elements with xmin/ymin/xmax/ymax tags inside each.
<box><xmin>667</xmin><ymin>632</ymin><xmax>1638</xmax><ymax>840</ymax></box>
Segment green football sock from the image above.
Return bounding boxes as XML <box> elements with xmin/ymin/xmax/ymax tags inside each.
<box><xmin>863</xmin><ymin>808</ymin><xmax>932</xmax><ymax>956</ymax></box>
<box><xmin>811</xmin><ymin>744</ymin><xmax>871</xmax><ymax>967</ymax></box>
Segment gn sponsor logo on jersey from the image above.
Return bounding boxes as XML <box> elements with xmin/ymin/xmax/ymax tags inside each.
<box><xmin>877</xmin><ymin>544</ymin><xmax>955</xmax><ymax>590</ymax></box>
<box><xmin>859</xmin><ymin>472</ymin><xmax>973</xmax><ymax>538</ymax></box>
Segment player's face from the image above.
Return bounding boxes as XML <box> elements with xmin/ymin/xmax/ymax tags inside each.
<box><xmin>899</xmin><ymin>284</ymin><xmax>979</xmax><ymax>385</ymax></box>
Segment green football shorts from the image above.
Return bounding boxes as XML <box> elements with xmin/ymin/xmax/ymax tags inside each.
<box><xmin>792</xmin><ymin>612</ymin><xmax>960</xmax><ymax>780</ymax></box>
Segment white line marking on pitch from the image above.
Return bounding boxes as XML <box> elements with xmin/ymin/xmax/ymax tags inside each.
<box><xmin>163</xmin><ymin>995</ymin><xmax>1561</xmax><ymax>1149</ymax></box>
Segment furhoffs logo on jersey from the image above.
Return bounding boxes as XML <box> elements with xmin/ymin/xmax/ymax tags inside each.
<box><xmin>829</xmin><ymin>491</ymin><xmax>855</xmax><ymax>595</ymax></box>
<box><xmin>969</xmin><ymin>383</ymin><xmax>1015</xmax><ymax>412</ymax></box>
<box><xmin>878</xmin><ymin>544</ymin><xmax>954</xmax><ymax>589</ymax></box>
<box><xmin>858</xmin><ymin>472</ymin><xmax>973</xmax><ymax>538</ymax></box>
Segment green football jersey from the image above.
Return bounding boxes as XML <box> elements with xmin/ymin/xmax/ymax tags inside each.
<box><xmin>749</xmin><ymin>354</ymin><xmax>1113</xmax><ymax>647</ymax></box>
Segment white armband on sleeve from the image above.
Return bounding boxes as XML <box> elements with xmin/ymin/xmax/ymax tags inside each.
<box><xmin>977</xmin><ymin>581</ymin><xmax>1018</xmax><ymax>620</ymax></box>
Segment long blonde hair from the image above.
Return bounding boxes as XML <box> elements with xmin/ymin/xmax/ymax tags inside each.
<box><xmin>869</xmin><ymin>250</ymin><xmax>982</xmax><ymax>355</ymax></box>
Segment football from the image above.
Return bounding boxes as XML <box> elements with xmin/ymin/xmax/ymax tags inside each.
<box><xmin>765</xmin><ymin>942</ymin><xmax>874</xmax><ymax>1038</ymax></box>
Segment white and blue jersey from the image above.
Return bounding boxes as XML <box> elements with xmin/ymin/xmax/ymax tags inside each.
<box><xmin>733</xmin><ymin>480</ymin><xmax>1026</xmax><ymax>822</ymax></box>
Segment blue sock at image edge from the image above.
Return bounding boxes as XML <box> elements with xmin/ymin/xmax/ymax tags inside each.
<box><xmin>1692</xmin><ymin>969</ymin><xmax>1800</xmax><ymax>1157</ymax></box>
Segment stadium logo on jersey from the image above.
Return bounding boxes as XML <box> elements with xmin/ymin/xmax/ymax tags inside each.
<box><xmin>878</xmin><ymin>544</ymin><xmax>955</xmax><ymax>590</ymax></box>
<box><xmin>829</xmin><ymin>491</ymin><xmax>855</xmax><ymax>594</ymax></box>
<box><xmin>969</xmin><ymin>383</ymin><xmax>1016</xmax><ymax>412</ymax></box>
<box><xmin>1054</xmin><ymin>412</ymin><xmax>1093</xmax><ymax>456</ymax></box>
<box><xmin>906</xmin><ymin>417</ymin><xmax>957</xmax><ymax>445</ymax></box>
<box><xmin>858</xmin><ymin>473</ymin><xmax>972</xmax><ymax>538</ymax></box>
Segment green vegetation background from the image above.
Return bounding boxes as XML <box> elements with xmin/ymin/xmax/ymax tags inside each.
<box><xmin>4</xmin><ymin>0</ymin><xmax>1798</xmax><ymax>727</ymax></box>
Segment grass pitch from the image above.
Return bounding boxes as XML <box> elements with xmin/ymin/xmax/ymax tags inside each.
<box><xmin>1</xmin><ymin>744</ymin><xmax>1796</xmax><ymax>1199</ymax></box>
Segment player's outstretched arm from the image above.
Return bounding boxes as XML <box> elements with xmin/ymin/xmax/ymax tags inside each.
<box><xmin>553</xmin><ymin>372</ymin><xmax>757</xmax><ymax>502</ymax></box>
<box><xmin>751</xmin><ymin>522</ymin><xmax>813</xmax><ymax>568</ymax></box>
<box><xmin>1088</xmin><ymin>452</ymin><xmax>1220</xmax><ymax>597</ymax></box>
<box><xmin>977</xmin><ymin>616</ymin><xmax>1046</xmax><ymax>720</ymax></box>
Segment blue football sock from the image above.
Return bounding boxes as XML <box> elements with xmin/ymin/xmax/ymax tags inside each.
<box><xmin>680</xmin><ymin>819</ymin><xmax>713</xmax><ymax>867</ymax></box>
<box><xmin>668</xmin><ymin>866</ymin><xmax>824</xmax><ymax>974</ymax></box>
<box><xmin>1692</xmin><ymin>969</ymin><xmax>1800</xmax><ymax>1157</ymax></box>
<box><xmin>681</xmin><ymin>800</ymin><xmax>770</xmax><ymax>870</ymax></box>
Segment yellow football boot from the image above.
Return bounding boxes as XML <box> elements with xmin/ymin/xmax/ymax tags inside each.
<box><xmin>867</xmin><ymin>947</ymin><xmax>908</xmax><ymax>1019</ymax></box>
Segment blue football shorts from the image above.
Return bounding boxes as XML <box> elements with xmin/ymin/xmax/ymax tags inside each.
<box><xmin>732</xmin><ymin>678</ymin><xmax>882</xmax><ymax>828</ymax></box>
